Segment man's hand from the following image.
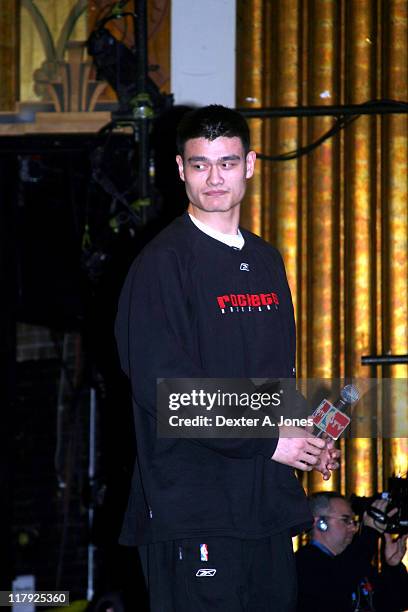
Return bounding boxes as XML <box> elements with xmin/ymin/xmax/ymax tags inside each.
<box><xmin>384</xmin><ymin>533</ymin><xmax>408</xmax><ymax>566</ymax></box>
<box><xmin>363</xmin><ymin>498</ymin><xmax>397</xmax><ymax>533</ymax></box>
<box><xmin>314</xmin><ymin>436</ymin><xmax>341</xmax><ymax>480</ymax></box>
<box><xmin>271</xmin><ymin>425</ymin><xmax>327</xmax><ymax>471</ymax></box>
<box><xmin>362</xmin><ymin>500</ymin><xmax>407</xmax><ymax>566</ymax></box>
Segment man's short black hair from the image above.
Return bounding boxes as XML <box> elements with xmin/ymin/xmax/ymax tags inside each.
<box><xmin>176</xmin><ymin>104</ymin><xmax>250</xmax><ymax>156</ymax></box>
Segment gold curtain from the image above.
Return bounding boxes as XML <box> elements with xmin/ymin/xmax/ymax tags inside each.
<box><xmin>237</xmin><ymin>0</ymin><xmax>408</xmax><ymax>497</ymax></box>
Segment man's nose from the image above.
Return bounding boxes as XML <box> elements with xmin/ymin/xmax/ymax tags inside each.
<box><xmin>207</xmin><ymin>164</ymin><xmax>223</xmax><ymax>185</ymax></box>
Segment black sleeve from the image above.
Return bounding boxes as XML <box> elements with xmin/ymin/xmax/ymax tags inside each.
<box><xmin>374</xmin><ymin>561</ymin><xmax>408</xmax><ymax>611</ymax></box>
<box><xmin>332</xmin><ymin>527</ymin><xmax>379</xmax><ymax>582</ymax></box>
<box><xmin>115</xmin><ymin>245</ymin><xmax>279</xmax><ymax>459</ymax></box>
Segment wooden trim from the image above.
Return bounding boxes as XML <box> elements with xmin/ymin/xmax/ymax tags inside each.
<box><xmin>0</xmin><ymin>111</ymin><xmax>112</xmax><ymax>134</ymax></box>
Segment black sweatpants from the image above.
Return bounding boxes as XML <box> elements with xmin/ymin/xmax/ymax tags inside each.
<box><xmin>138</xmin><ymin>532</ymin><xmax>297</xmax><ymax>612</ymax></box>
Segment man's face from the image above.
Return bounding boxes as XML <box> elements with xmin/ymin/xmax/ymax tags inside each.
<box><xmin>318</xmin><ymin>498</ymin><xmax>358</xmax><ymax>555</ymax></box>
<box><xmin>176</xmin><ymin>136</ymin><xmax>256</xmax><ymax>215</ymax></box>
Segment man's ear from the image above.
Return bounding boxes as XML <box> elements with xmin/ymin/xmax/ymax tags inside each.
<box><xmin>245</xmin><ymin>151</ymin><xmax>256</xmax><ymax>179</ymax></box>
<box><xmin>176</xmin><ymin>155</ymin><xmax>185</xmax><ymax>182</ymax></box>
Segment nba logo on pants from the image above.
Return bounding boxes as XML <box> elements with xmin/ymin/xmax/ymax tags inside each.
<box><xmin>200</xmin><ymin>543</ymin><xmax>208</xmax><ymax>561</ymax></box>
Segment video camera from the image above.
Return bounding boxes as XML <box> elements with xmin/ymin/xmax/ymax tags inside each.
<box><xmin>350</xmin><ymin>476</ymin><xmax>408</xmax><ymax>534</ymax></box>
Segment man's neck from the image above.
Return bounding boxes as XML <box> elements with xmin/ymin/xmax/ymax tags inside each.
<box><xmin>187</xmin><ymin>204</ymin><xmax>240</xmax><ymax>235</ymax></box>
<box><xmin>311</xmin><ymin>538</ymin><xmax>336</xmax><ymax>557</ymax></box>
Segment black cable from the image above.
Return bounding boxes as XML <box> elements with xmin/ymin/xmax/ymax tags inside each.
<box><xmin>257</xmin><ymin>114</ymin><xmax>359</xmax><ymax>161</ymax></box>
<box><xmin>239</xmin><ymin>98</ymin><xmax>408</xmax><ymax>118</ymax></box>
<box><xmin>95</xmin><ymin>2</ymin><xmax>116</xmax><ymax>24</ymax></box>
<box><xmin>90</xmin><ymin>123</ymin><xmax>142</xmax><ymax>224</ymax></box>
<box><xmin>362</xmin><ymin>98</ymin><xmax>408</xmax><ymax>110</ymax></box>
<box><xmin>253</xmin><ymin>98</ymin><xmax>408</xmax><ymax>162</ymax></box>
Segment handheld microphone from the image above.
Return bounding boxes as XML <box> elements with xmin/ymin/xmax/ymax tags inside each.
<box><xmin>332</xmin><ymin>384</ymin><xmax>360</xmax><ymax>409</ymax></box>
<box><xmin>312</xmin><ymin>384</ymin><xmax>360</xmax><ymax>440</ymax></box>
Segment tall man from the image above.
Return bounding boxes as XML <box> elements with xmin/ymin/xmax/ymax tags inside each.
<box><xmin>115</xmin><ymin>105</ymin><xmax>339</xmax><ymax>611</ymax></box>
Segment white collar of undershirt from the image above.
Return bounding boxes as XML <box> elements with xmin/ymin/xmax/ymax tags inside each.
<box><xmin>188</xmin><ymin>213</ymin><xmax>245</xmax><ymax>250</ymax></box>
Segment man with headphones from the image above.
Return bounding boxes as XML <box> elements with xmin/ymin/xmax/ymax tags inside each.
<box><xmin>295</xmin><ymin>492</ymin><xmax>408</xmax><ymax>612</ymax></box>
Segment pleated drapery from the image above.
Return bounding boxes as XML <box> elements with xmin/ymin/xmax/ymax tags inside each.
<box><xmin>237</xmin><ymin>0</ymin><xmax>408</xmax><ymax>497</ymax></box>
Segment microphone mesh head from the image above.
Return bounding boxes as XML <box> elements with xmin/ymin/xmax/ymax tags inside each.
<box><xmin>341</xmin><ymin>384</ymin><xmax>360</xmax><ymax>403</ymax></box>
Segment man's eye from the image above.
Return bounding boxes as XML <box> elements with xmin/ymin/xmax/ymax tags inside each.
<box><xmin>192</xmin><ymin>163</ymin><xmax>206</xmax><ymax>170</ymax></box>
<box><xmin>221</xmin><ymin>162</ymin><xmax>237</xmax><ymax>169</ymax></box>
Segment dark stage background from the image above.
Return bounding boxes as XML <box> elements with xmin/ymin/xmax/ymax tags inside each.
<box><xmin>0</xmin><ymin>109</ymin><xmax>188</xmax><ymax>608</ymax></box>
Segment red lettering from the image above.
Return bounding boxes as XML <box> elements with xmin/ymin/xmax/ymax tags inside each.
<box><xmin>218</xmin><ymin>291</ymin><xmax>279</xmax><ymax>310</ymax></box>
<box><xmin>260</xmin><ymin>293</ymin><xmax>273</xmax><ymax>305</ymax></box>
<box><xmin>217</xmin><ymin>295</ymin><xmax>230</xmax><ymax>309</ymax></box>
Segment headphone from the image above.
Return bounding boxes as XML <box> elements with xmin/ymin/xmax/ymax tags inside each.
<box><xmin>317</xmin><ymin>517</ymin><xmax>329</xmax><ymax>532</ymax></box>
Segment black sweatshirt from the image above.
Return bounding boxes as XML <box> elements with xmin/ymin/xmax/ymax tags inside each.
<box><xmin>115</xmin><ymin>213</ymin><xmax>312</xmax><ymax>545</ymax></box>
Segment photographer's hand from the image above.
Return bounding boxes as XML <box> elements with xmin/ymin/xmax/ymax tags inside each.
<box><xmin>384</xmin><ymin>533</ymin><xmax>408</xmax><ymax>566</ymax></box>
<box><xmin>363</xmin><ymin>499</ymin><xmax>397</xmax><ymax>533</ymax></box>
